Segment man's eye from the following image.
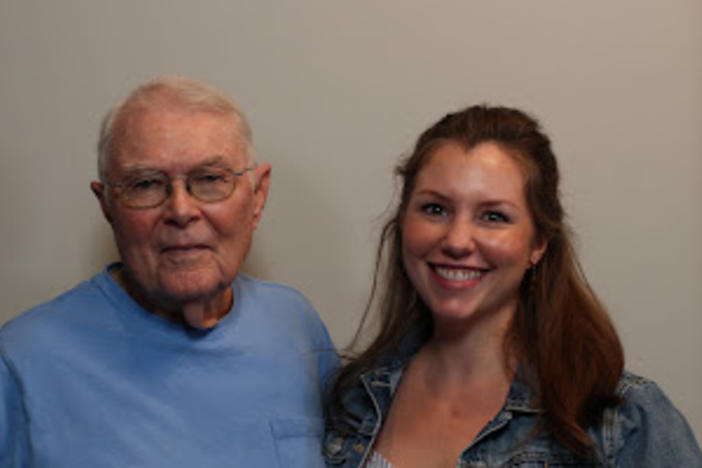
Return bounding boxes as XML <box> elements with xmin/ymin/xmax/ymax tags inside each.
<box><xmin>193</xmin><ymin>172</ymin><xmax>227</xmax><ymax>184</ymax></box>
<box><xmin>481</xmin><ymin>211</ymin><xmax>509</xmax><ymax>223</ymax></box>
<box><xmin>421</xmin><ymin>203</ymin><xmax>447</xmax><ymax>217</ymax></box>
<box><xmin>130</xmin><ymin>178</ymin><xmax>164</xmax><ymax>191</ymax></box>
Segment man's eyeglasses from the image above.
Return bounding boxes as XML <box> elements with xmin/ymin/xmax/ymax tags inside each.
<box><xmin>106</xmin><ymin>166</ymin><xmax>254</xmax><ymax>208</ymax></box>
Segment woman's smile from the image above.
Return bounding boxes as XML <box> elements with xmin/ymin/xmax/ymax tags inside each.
<box><xmin>401</xmin><ymin>141</ymin><xmax>546</xmax><ymax>322</ymax></box>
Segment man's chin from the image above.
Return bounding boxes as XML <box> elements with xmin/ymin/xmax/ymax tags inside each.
<box><xmin>148</xmin><ymin>270</ymin><xmax>232</xmax><ymax>307</ymax></box>
<box><xmin>159</xmin><ymin>282</ymin><xmax>229</xmax><ymax>306</ymax></box>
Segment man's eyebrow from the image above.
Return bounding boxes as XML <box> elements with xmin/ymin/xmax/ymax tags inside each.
<box><xmin>118</xmin><ymin>164</ymin><xmax>161</xmax><ymax>174</ymax></box>
<box><xmin>195</xmin><ymin>155</ymin><xmax>228</xmax><ymax>167</ymax></box>
<box><xmin>119</xmin><ymin>156</ymin><xmax>231</xmax><ymax>174</ymax></box>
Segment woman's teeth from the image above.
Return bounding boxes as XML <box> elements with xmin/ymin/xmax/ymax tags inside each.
<box><xmin>434</xmin><ymin>267</ymin><xmax>483</xmax><ymax>281</ymax></box>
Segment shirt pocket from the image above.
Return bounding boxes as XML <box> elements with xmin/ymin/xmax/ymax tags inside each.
<box><xmin>270</xmin><ymin>417</ymin><xmax>326</xmax><ymax>468</ymax></box>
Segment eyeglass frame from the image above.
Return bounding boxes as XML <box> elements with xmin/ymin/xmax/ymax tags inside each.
<box><xmin>102</xmin><ymin>165</ymin><xmax>255</xmax><ymax>209</ymax></box>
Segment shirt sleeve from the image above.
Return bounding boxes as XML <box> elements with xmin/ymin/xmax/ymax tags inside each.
<box><xmin>615</xmin><ymin>376</ymin><xmax>702</xmax><ymax>468</ymax></box>
<box><xmin>0</xmin><ymin>351</ymin><xmax>30</xmax><ymax>468</ymax></box>
<box><xmin>314</xmin><ymin>317</ymin><xmax>340</xmax><ymax>396</ymax></box>
<box><xmin>294</xmin><ymin>292</ymin><xmax>340</xmax><ymax>396</ymax></box>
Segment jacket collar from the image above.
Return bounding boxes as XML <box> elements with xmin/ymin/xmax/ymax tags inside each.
<box><xmin>359</xmin><ymin>330</ymin><xmax>542</xmax><ymax>415</ymax></box>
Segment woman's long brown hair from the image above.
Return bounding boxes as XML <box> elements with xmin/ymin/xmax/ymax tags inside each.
<box><xmin>327</xmin><ymin>105</ymin><xmax>624</xmax><ymax>458</ymax></box>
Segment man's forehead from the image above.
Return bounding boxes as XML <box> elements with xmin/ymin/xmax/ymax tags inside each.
<box><xmin>110</xmin><ymin>107</ymin><xmax>246</xmax><ymax>171</ymax></box>
<box><xmin>121</xmin><ymin>104</ymin><xmax>239</xmax><ymax>136</ymax></box>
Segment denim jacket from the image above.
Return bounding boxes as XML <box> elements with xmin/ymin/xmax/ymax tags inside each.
<box><xmin>324</xmin><ymin>346</ymin><xmax>702</xmax><ymax>467</ymax></box>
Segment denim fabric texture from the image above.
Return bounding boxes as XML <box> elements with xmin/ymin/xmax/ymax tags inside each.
<box><xmin>324</xmin><ymin>338</ymin><xmax>702</xmax><ymax>467</ymax></box>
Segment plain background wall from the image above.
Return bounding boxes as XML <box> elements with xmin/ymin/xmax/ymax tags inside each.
<box><xmin>1</xmin><ymin>0</ymin><xmax>700</xmax><ymax>442</ymax></box>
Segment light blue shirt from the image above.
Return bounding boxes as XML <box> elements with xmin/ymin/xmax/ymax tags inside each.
<box><xmin>1</xmin><ymin>266</ymin><xmax>338</xmax><ymax>467</ymax></box>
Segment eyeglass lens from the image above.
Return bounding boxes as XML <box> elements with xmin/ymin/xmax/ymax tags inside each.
<box><xmin>118</xmin><ymin>168</ymin><xmax>239</xmax><ymax>208</ymax></box>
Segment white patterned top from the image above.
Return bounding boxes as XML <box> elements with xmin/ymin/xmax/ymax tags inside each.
<box><xmin>364</xmin><ymin>451</ymin><xmax>395</xmax><ymax>468</ymax></box>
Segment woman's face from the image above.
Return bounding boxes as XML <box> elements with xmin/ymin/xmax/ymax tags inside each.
<box><xmin>401</xmin><ymin>141</ymin><xmax>546</xmax><ymax>326</ymax></box>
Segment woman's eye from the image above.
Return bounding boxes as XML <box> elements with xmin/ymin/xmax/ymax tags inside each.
<box><xmin>482</xmin><ymin>211</ymin><xmax>509</xmax><ymax>223</ymax></box>
<box><xmin>421</xmin><ymin>203</ymin><xmax>447</xmax><ymax>217</ymax></box>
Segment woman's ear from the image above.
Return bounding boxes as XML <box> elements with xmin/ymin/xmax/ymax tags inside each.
<box><xmin>529</xmin><ymin>236</ymin><xmax>548</xmax><ymax>266</ymax></box>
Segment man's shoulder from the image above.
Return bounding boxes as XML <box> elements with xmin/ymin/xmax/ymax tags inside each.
<box><xmin>1</xmin><ymin>273</ymin><xmax>107</xmax><ymax>352</ymax></box>
<box><xmin>234</xmin><ymin>274</ymin><xmax>330</xmax><ymax>339</ymax></box>
<box><xmin>236</xmin><ymin>273</ymin><xmax>313</xmax><ymax>310</ymax></box>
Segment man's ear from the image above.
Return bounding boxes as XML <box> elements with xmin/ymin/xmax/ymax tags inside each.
<box><xmin>250</xmin><ymin>163</ymin><xmax>271</xmax><ymax>229</ymax></box>
<box><xmin>90</xmin><ymin>181</ymin><xmax>113</xmax><ymax>224</ymax></box>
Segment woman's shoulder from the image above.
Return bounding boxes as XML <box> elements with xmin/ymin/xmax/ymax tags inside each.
<box><xmin>615</xmin><ymin>370</ymin><xmax>661</xmax><ymax>397</ymax></box>
<box><xmin>602</xmin><ymin>370</ymin><xmax>702</xmax><ymax>466</ymax></box>
<box><xmin>614</xmin><ymin>370</ymin><xmax>690</xmax><ymax>427</ymax></box>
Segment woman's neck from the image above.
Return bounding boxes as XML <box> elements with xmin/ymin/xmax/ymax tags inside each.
<box><xmin>422</xmin><ymin>301</ymin><xmax>518</xmax><ymax>388</ymax></box>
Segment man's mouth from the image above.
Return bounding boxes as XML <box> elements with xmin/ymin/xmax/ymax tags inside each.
<box><xmin>161</xmin><ymin>244</ymin><xmax>209</xmax><ymax>254</ymax></box>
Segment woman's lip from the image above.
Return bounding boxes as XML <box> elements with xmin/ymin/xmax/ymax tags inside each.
<box><xmin>428</xmin><ymin>263</ymin><xmax>488</xmax><ymax>286</ymax></box>
<box><xmin>434</xmin><ymin>266</ymin><xmax>484</xmax><ymax>281</ymax></box>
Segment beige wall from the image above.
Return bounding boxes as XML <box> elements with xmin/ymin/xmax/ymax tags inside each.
<box><xmin>1</xmin><ymin>0</ymin><xmax>700</xmax><ymax>441</ymax></box>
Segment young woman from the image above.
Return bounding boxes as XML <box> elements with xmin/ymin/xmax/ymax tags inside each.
<box><xmin>324</xmin><ymin>105</ymin><xmax>701</xmax><ymax>467</ymax></box>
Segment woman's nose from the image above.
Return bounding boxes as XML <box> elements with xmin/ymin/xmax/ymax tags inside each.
<box><xmin>441</xmin><ymin>217</ymin><xmax>476</xmax><ymax>258</ymax></box>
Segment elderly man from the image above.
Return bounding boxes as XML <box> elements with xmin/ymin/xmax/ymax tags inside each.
<box><xmin>0</xmin><ymin>76</ymin><xmax>337</xmax><ymax>467</ymax></box>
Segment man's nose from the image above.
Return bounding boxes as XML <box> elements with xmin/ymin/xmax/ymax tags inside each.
<box><xmin>163</xmin><ymin>177</ymin><xmax>200</xmax><ymax>226</ymax></box>
<box><xmin>441</xmin><ymin>216</ymin><xmax>476</xmax><ymax>258</ymax></box>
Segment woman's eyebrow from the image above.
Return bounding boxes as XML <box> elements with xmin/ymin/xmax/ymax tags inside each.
<box><xmin>413</xmin><ymin>190</ymin><xmax>521</xmax><ymax>210</ymax></box>
<box><xmin>413</xmin><ymin>188</ymin><xmax>451</xmax><ymax>201</ymax></box>
<box><xmin>477</xmin><ymin>200</ymin><xmax>520</xmax><ymax>211</ymax></box>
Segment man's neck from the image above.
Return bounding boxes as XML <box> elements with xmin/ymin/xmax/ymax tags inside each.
<box><xmin>109</xmin><ymin>263</ymin><xmax>233</xmax><ymax>329</ymax></box>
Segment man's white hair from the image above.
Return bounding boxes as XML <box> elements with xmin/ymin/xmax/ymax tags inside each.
<box><xmin>97</xmin><ymin>75</ymin><xmax>255</xmax><ymax>180</ymax></box>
